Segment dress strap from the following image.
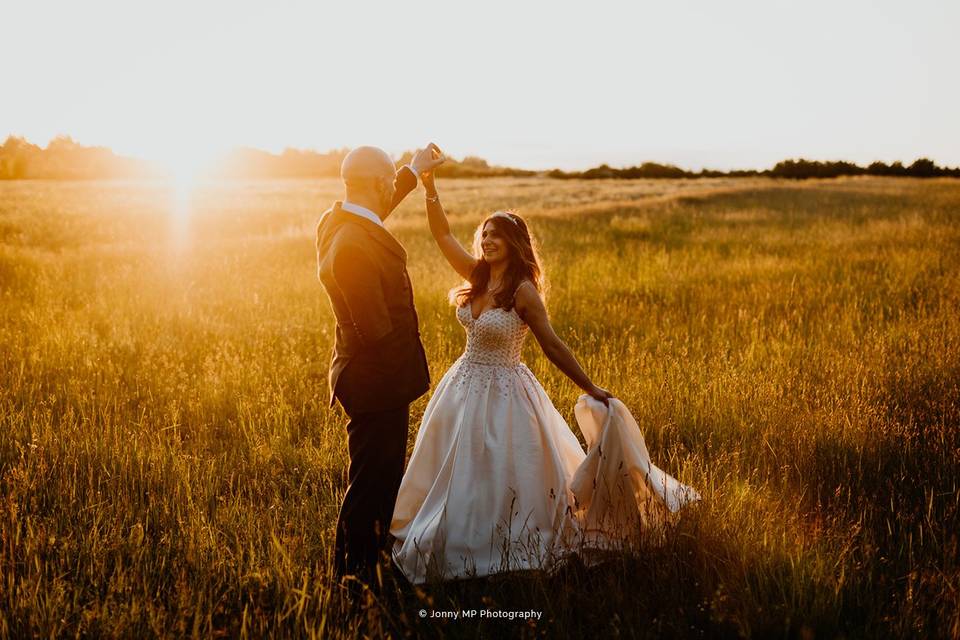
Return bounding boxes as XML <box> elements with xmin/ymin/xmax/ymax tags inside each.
<box><xmin>514</xmin><ymin>279</ymin><xmax>535</xmax><ymax>294</ymax></box>
<box><xmin>510</xmin><ymin>280</ymin><xmax>536</xmax><ymax>308</ymax></box>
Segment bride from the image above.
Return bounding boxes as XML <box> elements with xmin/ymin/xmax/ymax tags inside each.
<box><xmin>390</xmin><ymin>167</ymin><xmax>698</xmax><ymax>584</ymax></box>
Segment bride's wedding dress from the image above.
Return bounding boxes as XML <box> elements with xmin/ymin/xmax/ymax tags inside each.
<box><xmin>390</xmin><ymin>302</ymin><xmax>699</xmax><ymax>584</ymax></box>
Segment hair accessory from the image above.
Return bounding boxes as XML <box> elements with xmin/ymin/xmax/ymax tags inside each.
<box><xmin>491</xmin><ymin>210</ymin><xmax>519</xmax><ymax>226</ymax></box>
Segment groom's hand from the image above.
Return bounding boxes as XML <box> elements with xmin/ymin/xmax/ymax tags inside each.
<box><xmin>411</xmin><ymin>143</ymin><xmax>445</xmax><ymax>177</ymax></box>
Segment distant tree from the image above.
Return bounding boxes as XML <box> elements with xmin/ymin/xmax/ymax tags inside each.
<box><xmin>888</xmin><ymin>161</ymin><xmax>907</xmax><ymax>177</ymax></box>
<box><xmin>0</xmin><ymin>135</ymin><xmax>41</xmax><ymax>178</ymax></box>
<box><xmin>47</xmin><ymin>135</ymin><xmax>80</xmax><ymax>152</ymax></box>
<box><xmin>581</xmin><ymin>164</ymin><xmax>616</xmax><ymax>179</ymax></box>
<box><xmin>770</xmin><ymin>159</ymin><xmax>865</xmax><ymax>179</ymax></box>
<box><xmin>433</xmin><ymin>153</ymin><xmax>534</xmax><ymax>178</ymax></box>
<box><xmin>461</xmin><ymin>156</ymin><xmax>490</xmax><ymax>169</ymax></box>
<box><xmin>908</xmin><ymin>158</ymin><xmax>936</xmax><ymax>177</ymax></box>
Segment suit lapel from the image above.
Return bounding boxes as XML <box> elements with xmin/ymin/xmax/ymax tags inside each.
<box><xmin>330</xmin><ymin>202</ymin><xmax>407</xmax><ymax>262</ymax></box>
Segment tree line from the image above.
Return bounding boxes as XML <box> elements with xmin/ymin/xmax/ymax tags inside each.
<box><xmin>0</xmin><ymin>136</ymin><xmax>536</xmax><ymax>180</ymax></box>
<box><xmin>0</xmin><ymin>135</ymin><xmax>152</xmax><ymax>179</ymax></box>
<box><xmin>548</xmin><ymin>158</ymin><xmax>960</xmax><ymax>180</ymax></box>
<box><xmin>1</xmin><ymin>135</ymin><xmax>957</xmax><ymax>181</ymax></box>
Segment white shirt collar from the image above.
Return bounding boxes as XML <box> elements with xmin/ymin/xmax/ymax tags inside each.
<box><xmin>340</xmin><ymin>201</ymin><xmax>384</xmax><ymax>227</ymax></box>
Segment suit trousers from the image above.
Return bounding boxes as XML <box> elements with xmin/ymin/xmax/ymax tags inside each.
<box><xmin>333</xmin><ymin>402</ymin><xmax>409</xmax><ymax>584</ymax></box>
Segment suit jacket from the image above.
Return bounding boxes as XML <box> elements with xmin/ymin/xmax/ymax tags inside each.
<box><xmin>315</xmin><ymin>168</ymin><xmax>430</xmax><ymax>414</ymax></box>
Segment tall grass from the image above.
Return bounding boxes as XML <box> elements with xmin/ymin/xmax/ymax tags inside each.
<box><xmin>1</xmin><ymin>176</ymin><xmax>958</xmax><ymax>638</ymax></box>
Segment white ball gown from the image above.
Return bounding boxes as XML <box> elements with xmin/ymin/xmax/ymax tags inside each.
<box><xmin>390</xmin><ymin>302</ymin><xmax>699</xmax><ymax>584</ymax></box>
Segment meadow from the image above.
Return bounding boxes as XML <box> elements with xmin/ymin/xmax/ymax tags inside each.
<box><xmin>1</xmin><ymin>175</ymin><xmax>958</xmax><ymax>638</ymax></box>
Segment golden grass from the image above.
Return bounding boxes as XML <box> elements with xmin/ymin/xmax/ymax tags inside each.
<box><xmin>1</xmin><ymin>176</ymin><xmax>958</xmax><ymax>638</ymax></box>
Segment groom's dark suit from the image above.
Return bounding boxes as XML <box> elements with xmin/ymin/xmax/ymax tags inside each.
<box><xmin>315</xmin><ymin>166</ymin><xmax>430</xmax><ymax>582</ymax></box>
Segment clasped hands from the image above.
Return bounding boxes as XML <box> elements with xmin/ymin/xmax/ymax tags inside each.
<box><xmin>409</xmin><ymin>143</ymin><xmax>446</xmax><ymax>182</ymax></box>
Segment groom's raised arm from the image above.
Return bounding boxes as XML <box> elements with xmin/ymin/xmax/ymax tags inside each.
<box><xmin>383</xmin><ymin>164</ymin><xmax>419</xmax><ymax>220</ymax></box>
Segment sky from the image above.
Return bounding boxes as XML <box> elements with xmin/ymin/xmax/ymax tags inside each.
<box><xmin>3</xmin><ymin>0</ymin><xmax>958</xmax><ymax>171</ymax></box>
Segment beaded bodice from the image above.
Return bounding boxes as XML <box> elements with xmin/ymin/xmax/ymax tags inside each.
<box><xmin>455</xmin><ymin>304</ymin><xmax>528</xmax><ymax>367</ymax></box>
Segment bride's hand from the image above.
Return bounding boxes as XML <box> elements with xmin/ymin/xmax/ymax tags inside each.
<box><xmin>587</xmin><ymin>385</ymin><xmax>614</xmax><ymax>406</ymax></box>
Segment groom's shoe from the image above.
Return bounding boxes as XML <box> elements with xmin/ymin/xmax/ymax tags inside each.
<box><xmin>335</xmin><ymin>573</ymin><xmax>367</xmax><ymax>601</ymax></box>
<box><xmin>370</xmin><ymin>554</ymin><xmax>414</xmax><ymax>610</ymax></box>
<box><xmin>332</xmin><ymin>575</ymin><xmax>366</xmax><ymax>621</ymax></box>
<box><xmin>382</xmin><ymin>559</ymin><xmax>413</xmax><ymax>592</ymax></box>
<box><xmin>333</xmin><ymin>565</ymin><xmax>407</xmax><ymax>616</ymax></box>
<box><xmin>549</xmin><ymin>551</ymin><xmax>589</xmax><ymax>585</ymax></box>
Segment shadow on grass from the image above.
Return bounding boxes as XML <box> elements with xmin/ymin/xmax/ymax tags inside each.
<box><xmin>347</xmin><ymin>517</ymin><xmax>869</xmax><ymax>640</ymax></box>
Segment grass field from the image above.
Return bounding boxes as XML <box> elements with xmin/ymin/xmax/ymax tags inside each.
<box><xmin>1</xmin><ymin>176</ymin><xmax>958</xmax><ymax>638</ymax></box>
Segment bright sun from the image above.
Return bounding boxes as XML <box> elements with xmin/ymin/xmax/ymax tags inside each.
<box><xmin>152</xmin><ymin>143</ymin><xmax>227</xmax><ymax>185</ymax></box>
<box><xmin>150</xmin><ymin>141</ymin><xmax>229</xmax><ymax>244</ymax></box>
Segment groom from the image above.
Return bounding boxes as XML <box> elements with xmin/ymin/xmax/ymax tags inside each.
<box><xmin>315</xmin><ymin>144</ymin><xmax>444</xmax><ymax>586</ymax></box>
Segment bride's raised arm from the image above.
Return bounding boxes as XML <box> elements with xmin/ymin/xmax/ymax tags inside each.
<box><xmin>422</xmin><ymin>172</ymin><xmax>478</xmax><ymax>280</ymax></box>
<box><xmin>514</xmin><ymin>281</ymin><xmax>614</xmax><ymax>405</ymax></box>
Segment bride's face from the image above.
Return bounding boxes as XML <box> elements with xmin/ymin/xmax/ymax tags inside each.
<box><xmin>480</xmin><ymin>221</ymin><xmax>509</xmax><ymax>264</ymax></box>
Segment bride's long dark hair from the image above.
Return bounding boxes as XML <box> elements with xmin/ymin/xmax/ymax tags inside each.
<box><xmin>452</xmin><ymin>210</ymin><xmax>544</xmax><ymax>311</ymax></box>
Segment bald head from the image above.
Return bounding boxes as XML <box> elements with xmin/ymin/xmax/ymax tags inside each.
<box><xmin>339</xmin><ymin>146</ymin><xmax>397</xmax><ymax>217</ymax></box>
<box><xmin>341</xmin><ymin>146</ymin><xmax>395</xmax><ymax>183</ymax></box>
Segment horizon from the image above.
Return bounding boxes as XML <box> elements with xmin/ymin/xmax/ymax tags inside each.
<box><xmin>4</xmin><ymin>133</ymin><xmax>956</xmax><ymax>176</ymax></box>
<box><xmin>4</xmin><ymin>1</ymin><xmax>959</xmax><ymax>173</ymax></box>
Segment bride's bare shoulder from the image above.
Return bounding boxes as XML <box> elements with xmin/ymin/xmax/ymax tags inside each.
<box><xmin>513</xmin><ymin>280</ymin><xmax>544</xmax><ymax>312</ymax></box>
<box><xmin>514</xmin><ymin>279</ymin><xmax>536</xmax><ymax>295</ymax></box>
